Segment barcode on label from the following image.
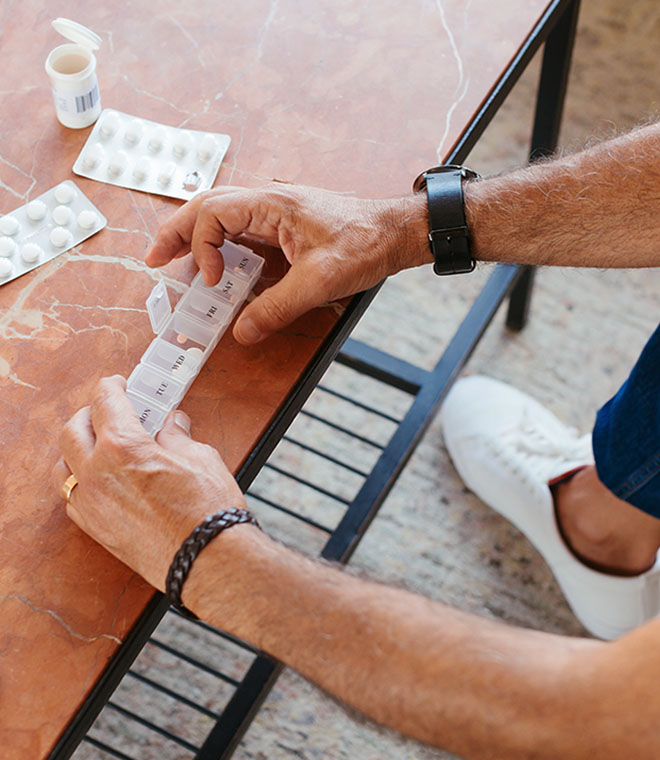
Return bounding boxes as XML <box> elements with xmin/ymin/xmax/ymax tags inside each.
<box><xmin>75</xmin><ymin>85</ymin><xmax>99</xmax><ymax>113</ymax></box>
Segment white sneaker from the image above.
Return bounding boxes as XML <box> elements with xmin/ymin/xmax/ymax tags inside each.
<box><xmin>441</xmin><ymin>375</ymin><xmax>660</xmax><ymax>640</ymax></box>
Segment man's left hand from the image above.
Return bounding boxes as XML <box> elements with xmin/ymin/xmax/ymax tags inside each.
<box><xmin>52</xmin><ymin>375</ymin><xmax>247</xmax><ymax>591</ymax></box>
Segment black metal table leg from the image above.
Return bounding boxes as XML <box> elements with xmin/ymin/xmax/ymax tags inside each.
<box><xmin>506</xmin><ymin>0</ymin><xmax>581</xmax><ymax>331</ymax></box>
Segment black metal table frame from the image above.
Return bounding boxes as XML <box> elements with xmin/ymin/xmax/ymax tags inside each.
<box><xmin>50</xmin><ymin>0</ymin><xmax>581</xmax><ymax>756</ymax></box>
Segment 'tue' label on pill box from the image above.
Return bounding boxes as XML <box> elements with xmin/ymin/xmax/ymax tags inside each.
<box><xmin>0</xmin><ymin>181</ymin><xmax>107</xmax><ymax>287</ymax></box>
<box><xmin>73</xmin><ymin>109</ymin><xmax>231</xmax><ymax>200</ymax></box>
<box><xmin>126</xmin><ymin>241</ymin><xmax>265</xmax><ymax>436</ymax></box>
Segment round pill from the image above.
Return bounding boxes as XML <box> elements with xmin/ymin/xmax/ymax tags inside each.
<box><xmin>124</xmin><ymin>119</ymin><xmax>144</xmax><ymax>145</ymax></box>
<box><xmin>172</xmin><ymin>133</ymin><xmax>193</xmax><ymax>158</ymax></box>
<box><xmin>21</xmin><ymin>243</ymin><xmax>43</xmax><ymax>263</ymax></box>
<box><xmin>158</xmin><ymin>162</ymin><xmax>176</xmax><ymax>186</ymax></box>
<box><xmin>100</xmin><ymin>111</ymin><xmax>120</xmax><ymax>138</ymax></box>
<box><xmin>132</xmin><ymin>157</ymin><xmax>151</xmax><ymax>182</ymax></box>
<box><xmin>148</xmin><ymin>128</ymin><xmax>167</xmax><ymax>153</ymax></box>
<box><xmin>52</xmin><ymin>205</ymin><xmax>72</xmax><ymax>226</ymax></box>
<box><xmin>0</xmin><ymin>216</ymin><xmax>19</xmax><ymax>236</ymax></box>
<box><xmin>50</xmin><ymin>227</ymin><xmax>71</xmax><ymax>248</ymax></box>
<box><xmin>172</xmin><ymin>362</ymin><xmax>194</xmax><ymax>380</ymax></box>
<box><xmin>176</xmin><ymin>333</ymin><xmax>188</xmax><ymax>344</ymax></box>
<box><xmin>77</xmin><ymin>210</ymin><xmax>98</xmax><ymax>230</ymax></box>
<box><xmin>26</xmin><ymin>200</ymin><xmax>47</xmax><ymax>221</ymax></box>
<box><xmin>0</xmin><ymin>237</ymin><xmax>16</xmax><ymax>257</ymax></box>
<box><xmin>197</xmin><ymin>135</ymin><xmax>217</xmax><ymax>162</ymax></box>
<box><xmin>0</xmin><ymin>258</ymin><xmax>13</xmax><ymax>278</ymax></box>
<box><xmin>108</xmin><ymin>151</ymin><xmax>129</xmax><ymax>177</ymax></box>
<box><xmin>83</xmin><ymin>142</ymin><xmax>105</xmax><ymax>170</ymax></box>
<box><xmin>54</xmin><ymin>183</ymin><xmax>75</xmax><ymax>204</ymax></box>
<box><xmin>186</xmin><ymin>346</ymin><xmax>204</xmax><ymax>365</ymax></box>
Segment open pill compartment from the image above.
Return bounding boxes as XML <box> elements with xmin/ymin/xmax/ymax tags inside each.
<box><xmin>159</xmin><ymin>311</ymin><xmax>219</xmax><ymax>354</ymax></box>
<box><xmin>126</xmin><ymin>241</ymin><xmax>265</xmax><ymax>435</ymax></box>
<box><xmin>0</xmin><ymin>181</ymin><xmax>106</xmax><ymax>287</ymax></box>
<box><xmin>73</xmin><ymin>109</ymin><xmax>231</xmax><ymax>200</ymax></box>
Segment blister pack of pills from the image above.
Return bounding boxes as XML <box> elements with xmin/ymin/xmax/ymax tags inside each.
<box><xmin>72</xmin><ymin>109</ymin><xmax>231</xmax><ymax>200</ymax></box>
<box><xmin>0</xmin><ymin>181</ymin><xmax>107</xmax><ymax>286</ymax></box>
<box><xmin>126</xmin><ymin>240</ymin><xmax>264</xmax><ymax>435</ymax></box>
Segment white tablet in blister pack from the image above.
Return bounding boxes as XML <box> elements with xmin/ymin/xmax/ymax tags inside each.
<box><xmin>126</xmin><ymin>240</ymin><xmax>265</xmax><ymax>435</ymax></box>
<box><xmin>72</xmin><ymin>109</ymin><xmax>231</xmax><ymax>200</ymax></box>
<box><xmin>0</xmin><ymin>181</ymin><xmax>107</xmax><ymax>287</ymax></box>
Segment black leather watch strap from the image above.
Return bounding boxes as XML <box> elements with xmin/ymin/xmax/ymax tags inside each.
<box><xmin>412</xmin><ymin>164</ymin><xmax>479</xmax><ymax>276</ymax></box>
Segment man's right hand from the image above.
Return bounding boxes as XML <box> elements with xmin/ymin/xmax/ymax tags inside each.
<box><xmin>145</xmin><ymin>184</ymin><xmax>429</xmax><ymax>345</ymax></box>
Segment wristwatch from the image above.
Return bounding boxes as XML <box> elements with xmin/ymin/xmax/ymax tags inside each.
<box><xmin>412</xmin><ymin>164</ymin><xmax>479</xmax><ymax>276</ymax></box>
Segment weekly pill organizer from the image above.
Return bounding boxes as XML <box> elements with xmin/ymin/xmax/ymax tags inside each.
<box><xmin>73</xmin><ymin>109</ymin><xmax>231</xmax><ymax>200</ymax></box>
<box><xmin>0</xmin><ymin>181</ymin><xmax>106</xmax><ymax>286</ymax></box>
<box><xmin>126</xmin><ymin>240</ymin><xmax>264</xmax><ymax>436</ymax></box>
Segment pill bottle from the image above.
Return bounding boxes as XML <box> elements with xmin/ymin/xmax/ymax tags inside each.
<box><xmin>44</xmin><ymin>18</ymin><xmax>102</xmax><ymax>129</ymax></box>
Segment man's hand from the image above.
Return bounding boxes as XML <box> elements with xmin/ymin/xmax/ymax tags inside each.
<box><xmin>145</xmin><ymin>184</ymin><xmax>429</xmax><ymax>345</ymax></box>
<box><xmin>52</xmin><ymin>375</ymin><xmax>248</xmax><ymax>591</ymax></box>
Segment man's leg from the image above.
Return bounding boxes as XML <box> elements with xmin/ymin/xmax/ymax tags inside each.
<box><xmin>555</xmin><ymin>322</ymin><xmax>660</xmax><ymax>575</ymax></box>
<box><xmin>554</xmin><ymin>466</ymin><xmax>660</xmax><ymax>576</ymax></box>
<box><xmin>441</xmin><ymin>326</ymin><xmax>660</xmax><ymax>639</ymax></box>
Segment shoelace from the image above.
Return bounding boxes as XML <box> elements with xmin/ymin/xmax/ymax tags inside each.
<box><xmin>474</xmin><ymin>409</ymin><xmax>592</xmax><ymax>487</ymax></box>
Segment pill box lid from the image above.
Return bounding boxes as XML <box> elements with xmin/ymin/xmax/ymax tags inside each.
<box><xmin>146</xmin><ymin>280</ymin><xmax>172</xmax><ymax>334</ymax></box>
<box><xmin>52</xmin><ymin>18</ymin><xmax>102</xmax><ymax>51</ymax></box>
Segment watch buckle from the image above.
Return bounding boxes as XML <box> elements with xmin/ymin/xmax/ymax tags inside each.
<box><xmin>428</xmin><ymin>225</ymin><xmax>469</xmax><ymax>243</ymax></box>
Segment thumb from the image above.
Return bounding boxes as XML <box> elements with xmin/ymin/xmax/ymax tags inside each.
<box><xmin>233</xmin><ymin>261</ymin><xmax>326</xmax><ymax>345</ymax></box>
<box><xmin>156</xmin><ymin>411</ymin><xmax>193</xmax><ymax>449</ymax></box>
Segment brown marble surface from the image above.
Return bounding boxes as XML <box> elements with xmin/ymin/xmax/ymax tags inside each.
<box><xmin>0</xmin><ymin>0</ymin><xmax>553</xmax><ymax>756</ymax></box>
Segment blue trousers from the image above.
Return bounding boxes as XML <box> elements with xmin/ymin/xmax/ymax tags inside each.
<box><xmin>593</xmin><ymin>323</ymin><xmax>660</xmax><ymax>518</ymax></box>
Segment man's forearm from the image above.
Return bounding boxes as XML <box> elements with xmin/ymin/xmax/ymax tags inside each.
<box><xmin>182</xmin><ymin>527</ymin><xmax>660</xmax><ymax>759</ymax></box>
<box><xmin>423</xmin><ymin>123</ymin><xmax>660</xmax><ymax>271</ymax></box>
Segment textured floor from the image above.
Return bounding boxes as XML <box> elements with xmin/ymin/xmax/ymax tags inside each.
<box><xmin>75</xmin><ymin>2</ymin><xmax>660</xmax><ymax>759</ymax></box>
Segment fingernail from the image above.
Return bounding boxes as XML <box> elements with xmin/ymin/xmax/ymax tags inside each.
<box><xmin>203</xmin><ymin>268</ymin><xmax>221</xmax><ymax>287</ymax></box>
<box><xmin>236</xmin><ymin>317</ymin><xmax>261</xmax><ymax>344</ymax></box>
<box><xmin>173</xmin><ymin>411</ymin><xmax>191</xmax><ymax>435</ymax></box>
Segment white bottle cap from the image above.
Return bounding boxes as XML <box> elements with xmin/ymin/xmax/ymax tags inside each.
<box><xmin>51</xmin><ymin>18</ymin><xmax>102</xmax><ymax>51</ymax></box>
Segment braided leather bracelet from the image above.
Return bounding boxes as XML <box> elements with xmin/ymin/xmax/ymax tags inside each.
<box><xmin>166</xmin><ymin>506</ymin><xmax>261</xmax><ymax>619</ymax></box>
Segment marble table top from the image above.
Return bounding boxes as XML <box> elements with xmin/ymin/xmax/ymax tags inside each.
<box><xmin>0</xmin><ymin>0</ymin><xmax>554</xmax><ymax>756</ymax></box>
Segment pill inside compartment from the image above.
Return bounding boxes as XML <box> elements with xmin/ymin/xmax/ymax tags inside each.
<box><xmin>126</xmin><ymin>364</ymin><xmax>186</xmax><ymax>410</ymax></box>
<box><xmin>160</xmin><ymin>311</ymin><xmax>217</xmax><ymax>355</ymax></box>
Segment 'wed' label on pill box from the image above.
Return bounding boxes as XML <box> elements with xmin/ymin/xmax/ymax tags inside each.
<box><xmin>0</xmin><ymin>181</ymin><xmax>107</xmax><ymax>287</ymax></box>
<box><xmin>72</xmin><ymin>109</ymin><xmax>231</xmax><ymax>200</ymax></box>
